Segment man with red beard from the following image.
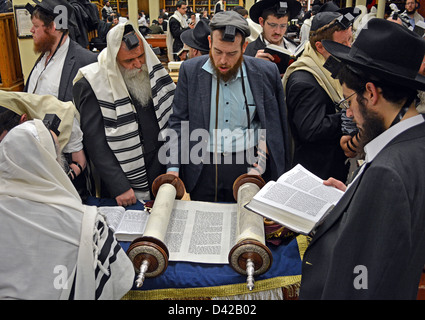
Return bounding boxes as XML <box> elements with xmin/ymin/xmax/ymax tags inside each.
<box><xmin>167</xmin><ymin>10</ymin><xmax>291</xmax><ymax>202</ymax></box>
<box><xmin>24</xmin><ymin>0</ymin><xmax>97</xmax><ymax>199</ymax></box>
<box><xmin>24</xmin><ymin>0</ymin><xmax>97</xmax><ymax>102</ymax></box>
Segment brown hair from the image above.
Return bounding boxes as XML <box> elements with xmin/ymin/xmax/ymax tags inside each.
<box><xmin>309</xmin><ymin>21</ymin><xmax>344</xmax><ymax>51</ymax></box>
<box><xmin>31</xmin><ymin>7</ymin><xmax>68</xmax><ymax>33</ymax></box>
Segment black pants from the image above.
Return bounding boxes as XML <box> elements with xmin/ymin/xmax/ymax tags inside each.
<box><xmin>189</xmin><ymin>151</ymin><xmax>257</xmax><ymax>203</ymax></box>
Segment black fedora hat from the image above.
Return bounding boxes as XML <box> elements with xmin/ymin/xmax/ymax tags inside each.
<box><xmin>322</xmin><ymin>18</ymin><xmax>425</xmax><ymax>91</ymax></box>
<box><xmin>249</xmin><ymin>0</ymin><xmax>302</xmax><ymax>24</ymax></box>
<box><xmin>181</xmin><ymin>19</ymin><xmax>210</xmax><ymax>52</ymax></box>
<box><xmin>318</xmin><ymin>1</ymin><xmax>361</xmax><ymax>18</ymax></box>
<box><xmin>26</xmin><ymin>0</ymin><xmax>74</xmax><ymax>20</ymax></box>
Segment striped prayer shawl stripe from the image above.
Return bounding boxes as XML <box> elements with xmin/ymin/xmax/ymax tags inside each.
<box><xmin>154</xmin><ymin>89</ymin><xmax>175</xmax><ymax>111</ymax></box>
<box><xmin>127</xmin><ymin>176</ymin><xmax>149</xmax><ymax>185</ymax></box>
<box><xmin>152</xmin><ymin>75</ymin><xmax>175</xmax><ymax>98</ymax></box>
<box><xmin>95</xmin><ymin>241</ymin><xmax>122</xmax><ymax>299</ymax></box>
<box><xmin>98</xmin><ymin>97</ymin><xmax>132</xmax><ymax>109</ymax></box>
<box><xmin>102</xmin><ymin>113</ymin><xmax>138</xmax><ymax>128</ymax></box>
<box><xmin>149</xmin><ymin>63</ymin><xmax>165</xmax><ymax>76</ymax></box>
<box><xmin>125</xmin><ymin>166</ymin><xmax>148</xmax><ymax>176</ymax></box>
<box><xmin>76</xmin><ymin>29</ymin><xmax>175</xmax><ymax>192</ymax></box>
<box><xmin>155</xmin><ymin>103</ymin><xmax>173</xmax><ymax>123</ymax></box>
<box><xmin>118</xmin><ymin>153</ymin><xmax>145</xmax><ymax>165</ymax></box>
<box><xmin>110</xmin><ymin>143</ymin><xmax>143</xmax><ymax>154</ymax></box>
<box><xmin>105</xmin><ymin>130</ymin><xmax>139</xmax><ymax>142</ymax></box>
<box><xmin>95</xmin><ymin>221</ymin><xmax>113</xmax><ymax>278</ymax></box>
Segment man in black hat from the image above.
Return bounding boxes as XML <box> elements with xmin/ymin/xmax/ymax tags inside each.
<box><xmin>180</xmin><ymin>19</ymin><xmax>210</xmax><ymax>58</ymax></box>
<box><xmin>24</xmin><ymin>0</ymin><xmax>97</xmax><ymax>102</ymax></box>
<box><xmin>166</xmin><ymin>10</ymin><xmax>291</xmax><ymax>202</ymax></box>
<box><xmin>283</xmin><ymin>11</ymin><xmax>353</xmax><ymax>183</ymax></box>
<box><xmin>299</xmin><ymin>18</ymin><xmax>425</xmax><ymax>299</ymax></box>
<box><xmin>244</xmin><ymin>0</ymin><xmax>301</xmax><ymax>60</ymax></box>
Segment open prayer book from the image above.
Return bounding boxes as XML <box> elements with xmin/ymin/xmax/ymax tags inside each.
<box><xmin>99</xmin><ymin>201</ymin><xmax>237</xmax><ymax>264</ymax></box>
<box><xmin>245</xmin><ymin>164</ymin><xmax>344</xmax><ymax>235</ymax></box>
<box><xmin>98</xmin><ymin>207</ymin><xmax>149</xmax><ymax>242</ymax></box>
<box><xmin>264</xmin><ymin>41</ymin><xmax>306</xmax><ymax>74</ymax></box>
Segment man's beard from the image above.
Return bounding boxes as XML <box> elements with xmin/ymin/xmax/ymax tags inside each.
<box><xmin>34</xmin><ymin>31</ymin><xmax>57</xmax><ymax>54</ymax></box>
<box><xmin>406</xmin><ymin>7</ymin><xmax>417</xmax><ymax>14</ymax></box>
<box><xmin>357</xmin><ymin>97</ymin><xmax>386</xmax><ymax>155</ymax></box>
<box><xmin>209</xmin><ymin>50</ymin><xmax>244</xmax><ymax>83</ymax></box>
<box><xmin>120</xmin><ymin>64</ymin><xmax>152</xmax><ymax>107</ymax></box>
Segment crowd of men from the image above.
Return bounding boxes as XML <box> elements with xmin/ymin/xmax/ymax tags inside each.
<box><xmin>1</xmin><ymin>0</ymin><xmax>425</xmax><ymax>300</ymax></box>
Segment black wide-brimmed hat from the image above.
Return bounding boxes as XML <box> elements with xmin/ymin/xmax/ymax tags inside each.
<box><xmin>310</xmin><ymin>11</ymin><xmax>341</xmax><ymax>31</ymax></box>
<box><xmin>181</xmin><ymin>19</ymin><xmax>210</xmax><ymax>52</ymax></box>
<box><xmin>249</xmin><ymin>0</ymin><xmax>302</xmax><ymax>24</ymax></box>
<box><xmin>26</xmin><ymin>0</ymin><xmax>74</xmax><ymax>22</ymax></box>
<box><xmin>322</xmin><ymin>18</ymin><xmax>425</xmax><ymax>91</ymax></box>
<box><xmin>318</xmin><ymin>1</ymin><xmax>361</xmax><ymax>18</ymax></box>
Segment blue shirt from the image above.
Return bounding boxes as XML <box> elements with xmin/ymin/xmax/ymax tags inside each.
<box><xmin>167</xmin><ymin>58</ymin><xmax>261</xmax><ymax>174</ymax></box>
<box><xmin>202</xmin><ymin>58</ymin><xmax>260</xmax><ymax>153</ymax></box>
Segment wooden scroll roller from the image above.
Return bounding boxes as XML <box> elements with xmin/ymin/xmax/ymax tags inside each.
<box><xmin>127</xmin><ymin>173</ymin><xmax>185</xmax><ymax>288</ymax></box>
<box><xmin>228</xmin><ymin>174</ymin><xmax>273</xmax><ymax>291</ymax></box>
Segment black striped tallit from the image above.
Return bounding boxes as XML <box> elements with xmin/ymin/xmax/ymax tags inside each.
<box><xmin>75</xmin><ymin>22</ymin><xmax>175</xmax><ymax>191</ymax></box>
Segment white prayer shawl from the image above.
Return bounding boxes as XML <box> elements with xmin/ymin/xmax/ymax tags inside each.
<box><xmin>166</xmin><ymin>10</ymin><xmax>188</xmax><ymax>61</ymax></box>
<box><xmin>74</xmin><ymin>22</ymin><xmax>175</xmax><ymax>192</ymax></box>
<box><xmin>0</xmin><ymin>120</ymin><xmax>134</xmax><ymax>300</ymax></box>
<box><xmin>0</xmin><ymin>90</ymin><xmax>77</xmax><ymax>153</ymax></box>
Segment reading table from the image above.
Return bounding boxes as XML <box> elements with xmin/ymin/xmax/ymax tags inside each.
<box><xmin>86</xmin><ymin>196</ymin><xmax>307</xmax><ymax>300</ymax></box>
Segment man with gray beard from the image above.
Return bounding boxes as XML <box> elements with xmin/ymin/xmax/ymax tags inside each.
<box><xmin>73</xmin><ymin>23</ymin><xmax>176</xmax><ymax>206</ymax></box>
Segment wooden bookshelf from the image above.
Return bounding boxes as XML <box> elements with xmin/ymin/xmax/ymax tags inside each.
<box><xmin>162</xmin><ymin>0</ymin><xmax>244</xmax><ymax>15</ymax></box>
<box><xmin>0</xmin><ymin>13</ymin><xmax>24</xmax><ymax>91</ymax></box>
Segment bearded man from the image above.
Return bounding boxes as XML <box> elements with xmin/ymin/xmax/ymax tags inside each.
<box><xmin>24</xmin><ymin>0</ymin><xmax>97</xmax><ymax>102</ymax></box>
<box><xmin>299</xmin><ymin>18</ymin><xmax>425</xmax><ymax>299</ymax></box>
<box><xmin>400</xmin><ymin>0</ymin><xmax>424</xmax><ymax>28</ymax></box>
<box><xmin>73</xmin><ymin>23</ymin><xmax>176</xmax><ymax>207</ymax></box>
<box><xmin>166</xmin><ymin>10</ymin><xmax>291</xmax><ymax>202</ymax></box>
<box><xmin>24</xmin><ymin>0</ymin><xmax>97</xmax><ymax>198</ymax></box>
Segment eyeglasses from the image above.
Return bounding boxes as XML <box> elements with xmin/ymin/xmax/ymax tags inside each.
<box><xmin>335</xmin><ymin>89</ymin><xmax>362</xmax><ymax>110</ymax></box>
<box><xmin>265</xmin><ymin>21</ymin><xmax>288</xmax><ymax>30</ymax></box>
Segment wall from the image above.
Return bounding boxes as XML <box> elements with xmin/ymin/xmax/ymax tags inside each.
<box><xmin>14</xmin><ymin>0</ymin><xmax>38</xmax><ymax>82</ymax></box>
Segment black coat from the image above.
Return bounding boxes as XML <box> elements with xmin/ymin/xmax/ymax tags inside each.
<box><xmin>73</xmin><ymin>78</ymin><xmax>165</xmax><ymax>199</ymax></box>
<box><xmin>285</xmin><ymin>70</ymin><xmax>348</xmax><ymax>182</ymax></box>
<box><xmin>300</xmin><ymin>117</ymin><xmax>425</xmax><ymax>299</ymax></box>
<box><xmin>168</xmin><ymin>16</ymin><xmax>189</xmax><ymax>54</ymax></box>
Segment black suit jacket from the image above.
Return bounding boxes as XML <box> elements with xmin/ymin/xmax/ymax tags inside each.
<box><xmin>300</xmin><ymin>117</ymin><xmax>425</xmax><ymax>299</ymax></box>
<box><xmin>24</xmin><ymin>38</ymin><xmax>98</xmax><ymax>102</ymax></box>
<box><xmin>167</xmin><ymin>55</ymin><xmax>291</xmax><ymax>193</ymax></box>
<box><xmin>285</xmin><ymin>70</ymin><xmax>348</xmax><ymax>182</ymax></box>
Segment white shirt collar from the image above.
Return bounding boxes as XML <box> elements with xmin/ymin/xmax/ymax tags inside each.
<box><xmin>364</xmin><ymin>114</ymin><xmax>425</xmax><ymax>163</ymax></box>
